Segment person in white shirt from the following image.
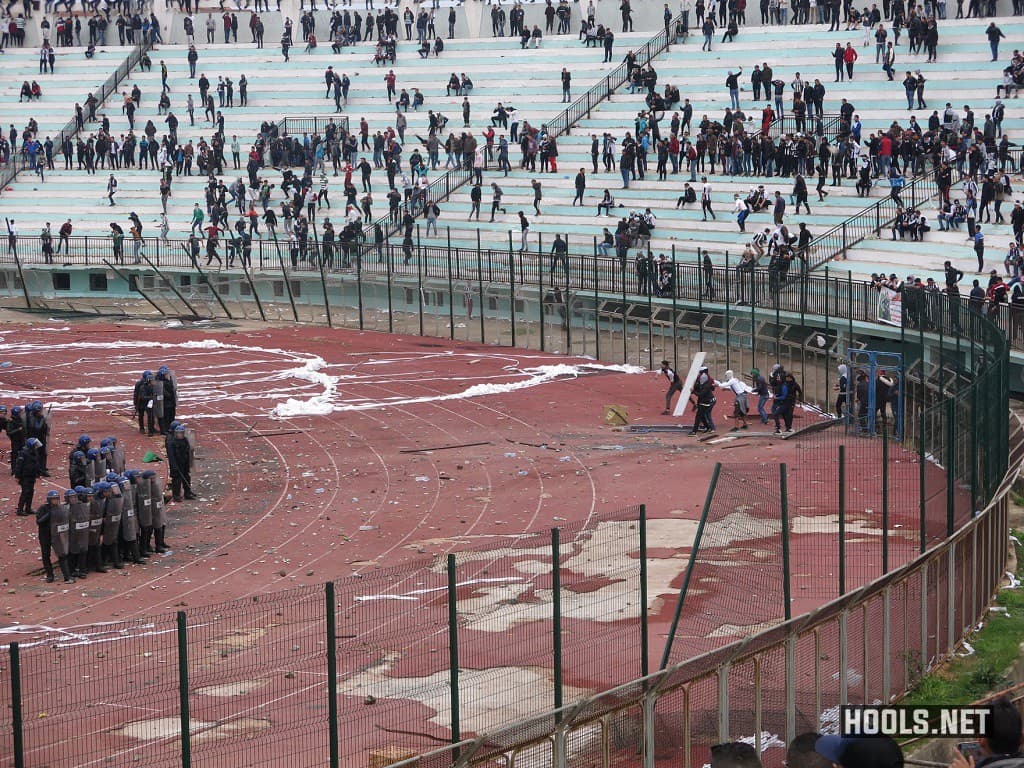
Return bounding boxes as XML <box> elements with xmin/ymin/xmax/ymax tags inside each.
<box><xmin>718</xmin><ymin>370</ymin><xmax>752</xmax><ymax>429</ymax></box>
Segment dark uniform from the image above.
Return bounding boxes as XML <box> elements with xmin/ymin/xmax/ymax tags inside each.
<box><xmin>133</xmin><ymin>371</ymin><xmax>155</xmax><ymax>434</ymax></box>
<box><xmin>168</xmin><ymin>425</ymin><xmax>195</xmax><ymax>501</ymax></box>
<box><xmin>86</xmin><ymin>486</ymin><xmax>107</xmax><ymax>573</ymax></box>
<box><xmin>24</xmin><ymin>401</ymin><xmax>50</xmax><ymax>475</ymax></box>
<box><xmin>13</xmin><ymin>438</ymin><xmax>43</xmax><ymax>515</ymax></box>
<box><xmin>69</xmin><ymin>435</ymin><xmax>91</xmax><ymax>481</ymax></box>
<box><xmin>69</xmin><ymin>450</ymin><xmax>90</xmax><ymax>488</ymax></box>
<box><xmin>6</xmin><ymin>406</ymin><xmax>25</xmax><ymax>473</ymax></box>
<box><xmin>158</xmin><ymin>366</ymin><xmax>178</xmax><ymax>430</ymax></box>
<box><xmin>35</xmin><ymin>492</ymin><xmax>60</xmax><ymax>582</ymax></box>
<box><xmin>51</xmin><ymin>492</ymin><xmax>75</xmax><ymax>582</ymax></box>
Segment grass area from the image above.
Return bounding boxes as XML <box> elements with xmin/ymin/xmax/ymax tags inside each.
<box><xmin>900</xmin><ymin>530</ymin><xmax>1024</xmax><ymax>706</ymax></box>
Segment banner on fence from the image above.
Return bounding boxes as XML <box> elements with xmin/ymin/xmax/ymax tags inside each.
<box><xmin>876</xmin><ymin>288</ymin><xmax>902</xmax><ymax>327</ymax></box>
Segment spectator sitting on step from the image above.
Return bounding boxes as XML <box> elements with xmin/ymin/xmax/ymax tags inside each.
<box><xmin>446</xmin><ymin>73</ymin><xmax>460</xmax><ymax>96</ymax></box>
<box><xmin>418</xmin><ymin>38</ymin><xmax>430</xmax><ymax>58</ymax></box>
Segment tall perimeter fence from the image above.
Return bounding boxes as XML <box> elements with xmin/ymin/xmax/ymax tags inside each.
<box><xmin>0</xmin><ymin>254</ymin><xmax>1019</xmax><ymax>767</ymax></box>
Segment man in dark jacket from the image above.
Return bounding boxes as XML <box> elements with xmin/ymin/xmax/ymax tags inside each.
<box><xmin>14</xmin><ymin>438</ymin><xmax>43</xmax><ymax>516</ymax></box>
<box><xmin>168</xmin><ymin>424</ymin><xmax>196</xmax><ymax>502</ymax></box>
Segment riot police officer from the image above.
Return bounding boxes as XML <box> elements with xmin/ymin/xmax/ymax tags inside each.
<box><xmin>24</xmin><ymin>400</ymin><xmax>49</xmax><ymax>476</ymax></box>
<box><xmin>14</xmin><ymin>438</ymin><xmax>43</xmax><ymax>516</ymax></box>
<box><xmin>98</xmin><ymin>481</ymin><xmax>124</xmax><ymax>570</ymax></box>
<box><xmin>6</xmin><ymin>405</ymin><xmax>25</xmax><ymax>473</ymax></box>
<box><xmin>133</xmin><ymin>371</ymin><xmax>154</xmax><ymax>434</ymax></box>
<box><xmin>168</xmin><ymin>425</ymin><xmax>195</xmax><ymax>501</ymax></box>
<box><xmin>69</xmin><ymin>487</ymin><xmax>91</xmax><ymax>579</ymax></box>
<box><xmin>35</xmin><ymin>490</ymin><xmax>67</xmax><ymax>583</ymax></box>
<box><xmin>143</xmin><ymin>469</ymin><xmax>169</xmax><ymax>553</ymax></box>
<box><xmin>118</xmin><ymin>474</ymin><xmax>142</xmax><ymax>565</ymax></box>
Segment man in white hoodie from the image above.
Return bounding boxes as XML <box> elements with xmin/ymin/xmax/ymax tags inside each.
<box><xmin>718</xmin><ymin>369</ymin><xmax>752</xmax><ymax>430</ymax></box>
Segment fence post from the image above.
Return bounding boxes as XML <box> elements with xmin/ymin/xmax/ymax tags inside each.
<box><xmin>592</xmin><ymin>245</ymin><xmax>602</xmax><ymax>361</ymax></box>
<box><xmin>660</xmin><ymin>463</ymin><xmax>721</xmax><ymax>669</ymax></box>
<box><xmin>785</xmin><ymin>635</ymin><xmax>797</xmax><ymax>746</ymax></box>
<box><xmin>781</xmin><ymin>463</ymin><xmax>792</xmax><ymax>622</ymax></box>
<box><xmin>446</xmin><ymin>247</ymin><xmax>455</xmax><ymax>341</ymax></box>
<box><xmin>386</xmin><ymin>244</ymin><xmax>394</xmax><ymax>334</ymax></box>
<box><xmin>176</xmin><ymin>611</ymin><xmax>192</xmax><ymax>768</ymax></box>
<box><xmin>417</xmin><ymin>224</ymin><xmax>424</xmax><ymax>337</ymax></box>
<box><xmin>717</xmin><ymin>664</ymin><xmax>730</xmax><ymax>742</ymax></box>
<box><xmin>552</xmin><ymin>527</ymin><xmax>563</xmax><ymax>719</ymax></box>
<box><xmin>946</xmin><ymin>397</ymin><xmax>956</xmax><ymax>537</ymax></box>
<box><xmin>838</xmin><ymin>445</ymin><xmax>846</xmax><ymax>596</ymax></box>
<box><xmin>539</xmin><ymin>248</ymin><xmax>546</xmax><ymax>353</ymax></box>
<box><xmin>476</xmin><ymin>245</ymin><xmax>485</xmax><ymax>343</ymax></box>
<box><xmin>919</xmin><ymin>403</ymin><xmax>927</xmax><ymax>554</ymax></box>
<box><xmin>318</xmin><ymin>257</ymin><xmax>333</xmax><ymax>328</ymax></box>
<box><xmin>882</xmin><ymin>428</ymin><xmax>890</xmax><ymax>574</ymax></box>
<box><xmin>671</xmin><ymin>245</ymin><xmax>678</xmax><ymax>365</ymax></box>
<box><xmin>326</xmin><ymin>582</ymin><xmax>339</xmax><ymax>768</ymax></box>
<box><xmin>356</xmin><ymin>252</ymin><xmax>365</xmax><ymax>330</ymax></box>
<box><xmin>446</xmin><ymin>554</ymin><xmax>461</xmax><ymax>755</ymax></box>
<box><xmin>508</xmin><ymin>248</ymin><xmax>516</xmax><ymax>347</ymax></box>
<box><xmin>10</xmin><ymin>641</ymin><xmax>23</xmax><ymax>768</ymax></box>
<box><xmin>639</xmin><ymin>503</ymin><xmax>649</xmax><ymax>681</ymax></box>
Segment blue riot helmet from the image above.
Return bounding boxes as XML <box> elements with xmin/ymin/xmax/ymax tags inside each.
<box><xmin>64</xmin><ymin>488</ymin><xmax>78</xmax><ymax>499</ymax></box>
<box><xmin>158</xmin><ymin>366</ymin><xmax>170</xmax><ymax>375</ymax></box>
<box><xmin>86</xmin><ymin>448</ymin><xmax>100</xmax><ymax>459</ymax></box>
<box><xmin>78</xmin><ymin>435</ymin><xmax>92</xmax><ymax>448</ymax></box>
<box><xmin>25</xmin><ymin>438</ymin><xmax>41</xmax><ymax>449</ymax></box>
<box><xmin>141</xmin><ymin>469</ymin><xmax>157</xmax><ymax>479</ymax></box>
<box><xmin>71</xmin><ymin>450</ymin><xmax>86</xmax><ymax>462</ymax></box>
<box><xmin>28</xmin><ymin>400</ymin><xmax>43</xmax><ymax>412</ymax></box>
<box><xmin>105</xmin><ymin>471</ymin><xmax>119</xmax><ymax>482</ymax></box>
<box><xmin>10</xmin><ymin>406</ymin><xmax>21</xmax><ymax>415</ymax></box>
<box><xmin>46</xmin><ymin>490</ymin><xmax>60</xmax><ymax>499</ymax></box>
<box><xmin>142</xmin><ymin>370</ymin><xmax>153</xmax><ymax>380</ymax></box>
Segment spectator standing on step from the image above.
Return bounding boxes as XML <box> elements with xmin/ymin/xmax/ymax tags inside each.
<box><xmin>517</xmin><ymin>210</ymin><xmax>530</xmax><ymax>252</ymax></box>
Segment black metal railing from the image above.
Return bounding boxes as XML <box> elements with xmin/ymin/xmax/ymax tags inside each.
<box><xmin>277</xmin><ymin>116</ymin><xmax>350</xmax><ymax>137</ymax></box>
<box><xmin>767</xmin><ymin>112</ymin><xmax>845</xmax><ymax>141</ymax></box>
<box><xmin>15</xmin><ymin>235</ymin><xmax>1024</xmax><ymax>353</ymax></box>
